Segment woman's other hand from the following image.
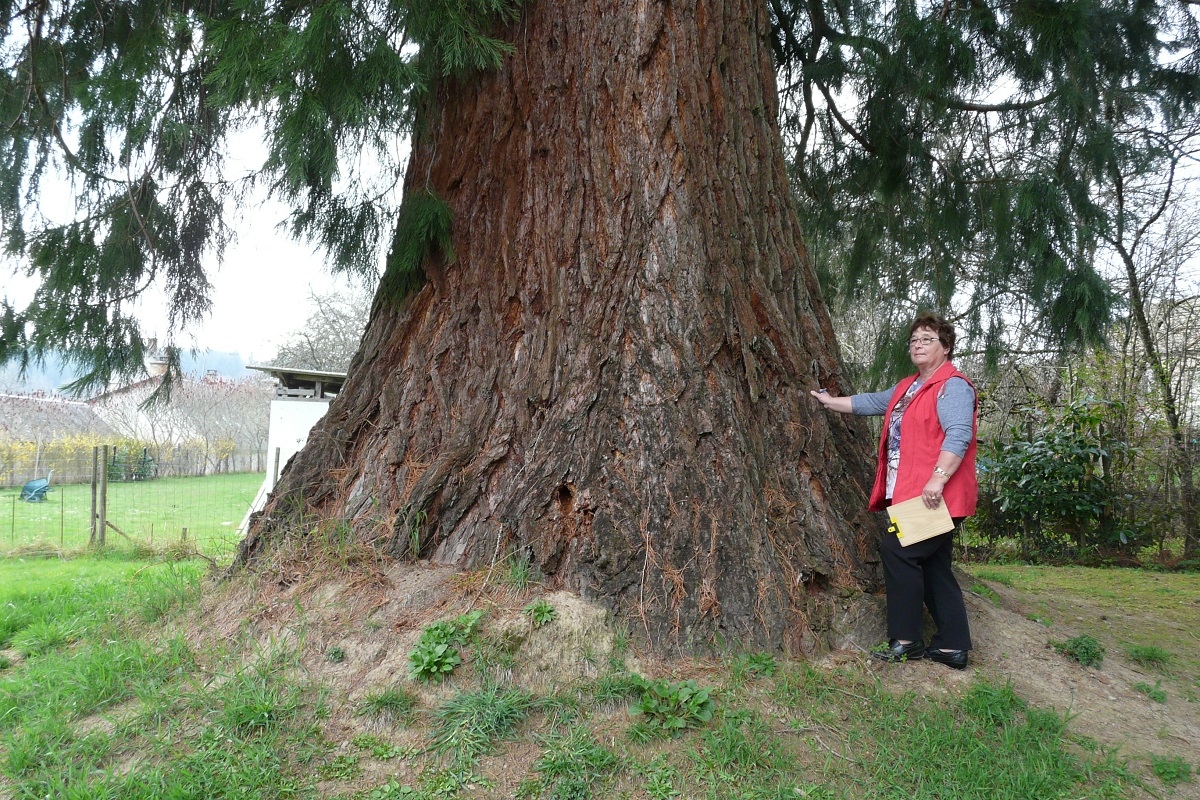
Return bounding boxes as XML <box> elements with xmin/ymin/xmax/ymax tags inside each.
<box><xmin>921</xmin><ymin>473</ymin><xmax>948</xmax><ymax>509</ymax></box>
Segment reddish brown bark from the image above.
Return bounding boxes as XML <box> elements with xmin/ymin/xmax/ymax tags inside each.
<box><xmin>241</xmin><ymin>0</ymin><xmax>883</xmax><ymax>652</ymax></box>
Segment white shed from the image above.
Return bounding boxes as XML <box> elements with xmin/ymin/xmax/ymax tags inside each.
<box><xmin>238</xmin><ymin>365</ymin><xmax>346</xmax><ymax>534</ymax></box>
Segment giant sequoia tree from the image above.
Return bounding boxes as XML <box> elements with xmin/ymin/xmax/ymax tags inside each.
<box><xmin>242</xmin><ymin>1</ymin><xmax>884</xmax><ymax>650</ymax></box>
<box><xmin>4</xmin><ymin>0</ymin><xmax>1197</xmax><ymax>647</ymax></box>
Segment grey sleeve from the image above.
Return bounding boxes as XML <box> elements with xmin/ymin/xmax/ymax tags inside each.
<box><xmin>851</xmin><ymin>385</ymin><xmax>898</xmax><ymax>416</ymax></box>
<box><xmin>936</xmin><ymin>377</ymin><xmax>976</xmax><ymax>457</ymax></box>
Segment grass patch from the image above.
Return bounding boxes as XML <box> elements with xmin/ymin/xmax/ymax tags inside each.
<box><xmin>517</xmin><ymin>726</ymin><xmax>621</xmax><ymax>799</ymax></box>
<box><xmin>1126</xmin><ymin>644</ymin><xmax>1172</xmax><ymax>671</ymax></box>
<box><xmin>359</xmin><ymin>686</ymin><xmax>419</xmax><ymax>722</ymax></box>
<box><xmin>1132</xmin><ymin>681</ymin><xmax>1167</xmax><ymax>703</ymax></box>
<box><xmin>961</xmin><ymin>565</ymin><xmax>1200</xmax><ymax>676</ymax></box>
<box><xmin>973</xmin><ymin>569</ymin><xmax>1016</xmax><ymax>587</ymax></box>
<box><xmin>0</xmin><ymin>556</ymin><xmax>1165</xmax><ymax>799</ymax></box>
<box><xmin>430</xmin><ymin>684</ymin><xmax>534</xmax><ymax>768</ymax></box>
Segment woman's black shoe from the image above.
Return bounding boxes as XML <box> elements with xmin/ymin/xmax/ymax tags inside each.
<box><xmin>927</xmin><ymin>649</ymin><xmax>969</xmax><ymax>670</ymax></box>
<box><xmin>871</xmin><ymin>639</ymin><xmax>925</xmax><ymax>663</ymax></box>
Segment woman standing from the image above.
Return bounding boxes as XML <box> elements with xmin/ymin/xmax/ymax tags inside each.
<box><xmin>811</xmin><ymin>314</ymin><xmax>978</xmax><ymax>670</ymax></box>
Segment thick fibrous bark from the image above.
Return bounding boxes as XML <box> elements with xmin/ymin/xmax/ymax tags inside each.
<box><xmin>242</xmin><ymin>0</ymin><xmax>883</xmax><ymax>652</ymax></box>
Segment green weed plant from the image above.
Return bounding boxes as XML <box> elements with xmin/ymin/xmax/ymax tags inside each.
<box><xmin>1052</xmin><ymin>634</ymin><xmax>1106</xmax><ymax>667</ymax></box>
<box><xmin>516</xmin><ymin>727</ymin><xmax>620</xmax><ymax>800</ymax></box>
<box><xmin>523</xmin><ymin>599</ymin><xmax>557</xmax><ymax>628</ymax></box>
<box><xmin>408</xmin><ymin>610</ymin><xmax>485</xmax><ymax>681</ymax></box>
<box><xmin>629</xmin><ymin>678</ymin><xmax>715</xmax><ymax>740</ymax></box>
<box><xmin>1150</xmin><ymin>755</ymin><xmax>1193</xmax><ymax>785</ymax></box>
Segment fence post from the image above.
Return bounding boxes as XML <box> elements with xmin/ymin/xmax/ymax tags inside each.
<box><xmin>60</xmin><ymin>486</ymin><xmax>64</xmax><ymax>547</ymax></box>
<box><xmin>98</xmin><ymin>445</ymin><xmax>109</xmax><ymax>547</ymax></box>
<box><xmin>90</xmin><ymin>446</ymin><xmax>99</xmax><ymax>545</ymax></box>
<box><xmin>9</xmin><ymin>496</ymin><xmax>13</xmax><ymax>544</ymax></box>
<box><xmin>181</xmin><ymin>526</ymin><xmax>188</xmax><ymax>543</ymax></box>
<box><xmin>273</xmin><ymin>447</ymin><xmax>281</xmax><ymax>486</ymax></box>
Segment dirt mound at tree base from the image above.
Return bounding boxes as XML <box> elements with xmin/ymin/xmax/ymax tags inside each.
<box><xmin>180</xmin><ymin>558</ymin><xmax>1197</xmax><ymax>797</ymax></box>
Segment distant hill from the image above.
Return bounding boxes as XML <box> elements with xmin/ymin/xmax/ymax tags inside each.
<box><xmin>0</xmin><ymin>350</ymin><xmax>252</xmax><ymax>395</ymax></box>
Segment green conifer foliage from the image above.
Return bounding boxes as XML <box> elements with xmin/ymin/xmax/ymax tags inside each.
<box><xmin>769</xmin><ymin>0</ymin><xmax>1200</xmax><ymax>380</ymax></box>
<box><xmin>0</xmin><ymin>0</ymin><xmax>519</xmax><ymax>389</ymax></box>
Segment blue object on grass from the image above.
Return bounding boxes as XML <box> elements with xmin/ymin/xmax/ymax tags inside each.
<box><xmin>20</xmin><ymin>472</ymin><xmax>53</xmax><ymax>502</ymax></box>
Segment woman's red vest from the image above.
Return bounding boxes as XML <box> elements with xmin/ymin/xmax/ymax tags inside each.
<box><xmin>867</xmin><ymin>361</ymin><xmax>978</xmax><ymax>516</ymax></box>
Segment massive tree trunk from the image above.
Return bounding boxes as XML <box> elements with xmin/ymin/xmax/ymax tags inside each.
<box><xmin>240</xmin><ymin>0</ymin><xmax>883</xmax><ymax>652</ymax></box>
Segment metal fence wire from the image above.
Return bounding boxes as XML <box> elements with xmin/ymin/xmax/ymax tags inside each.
<box><xmin>1</xmin><ymin>446</ymin><xmax>264</xmax><ymax>557</ymax></box>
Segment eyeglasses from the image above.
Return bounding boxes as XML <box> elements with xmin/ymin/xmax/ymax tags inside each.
<box><xmin>908</xmin><ymin>336</ymin><xmax>940</xmax><ymax>347</ymax></box>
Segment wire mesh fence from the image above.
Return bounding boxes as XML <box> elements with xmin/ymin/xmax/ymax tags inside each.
<box><xmin>1</xmin><ymin>447</ymin><xmax>265</xmax><ymax>558</ymax></box>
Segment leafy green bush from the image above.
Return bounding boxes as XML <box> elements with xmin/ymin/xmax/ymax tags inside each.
<box><xmin>629</xmin><ymin>678</ymin><xmax>715</xmax><ymax>740</ymax></box>
<box><xmin>325</xmin><ymin>646</ymin><xmax>346</xmax><ymax>663</ymax></box>
<box><xmin>523</xmin><ymin>599</ymin><xmax>557</xmax><ymax>628</ymax></box>
<box><xmin>975</xmin><ymin>398</ymin><xmax>1135</xmax><ymax>559</ymax></box>
<box><xmin>1052</xmin><ymin>635</ymin><xmax>1105</xmax><ymax>667</ymax></box>
<box><xmin>409</xmin><ymin>641</ymin><xmax>462</xmax><ymax>681</ymax></box>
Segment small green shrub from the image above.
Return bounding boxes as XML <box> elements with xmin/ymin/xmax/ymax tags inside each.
<box><xmin>359</xmin><ymin>687</ymin><xmax>419</xmax><ymax>720</ymax></box>
<box><xmin>1126</xmin><ymin>644</ymin><xmax>1172</xmax><ymax>670</ymax></box>
<box><xmin>326</xmin><ymin>646</ymin><xmax>347</xmax><ymax>663</ymax></box>
<box><xmin>1150</xmin><ymin>755</ymin><xmax>1193</xmax><ymax>785</ymax></box>
<box><xmin>1133</xmin><ymin>681</ymin><xmax>1167</xmax><ymax>703</ymax></box>
<box><xmin>524</xmin><ymin>599</ymin><xmax>558</xmax><ymax>628</ymax></box>
<box><xmin>0</xmin><ymin>654</ymin><xmax>11</xmax><ymax>671</ymax></box>
<box><xmin>1051</xmin><ymin>634</ymin><xmax>1105</xmax><ymax>667</ymax></box>
<box><xmin>629</xmin><ymin>678</ymin><xmax>715</xmax><ymax>740</ymax></box>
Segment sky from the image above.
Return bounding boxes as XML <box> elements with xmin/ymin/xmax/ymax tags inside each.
<box><xmin>2</xmin><ymin>126</ymin><xmax>394</xmax><ymax>368</ymax></box>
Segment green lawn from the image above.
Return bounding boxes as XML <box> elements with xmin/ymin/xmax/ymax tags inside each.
<box><xmin>0</xmin><ymin>472</ymin><xmax>264</xmax><ymax>556</ymax></box>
